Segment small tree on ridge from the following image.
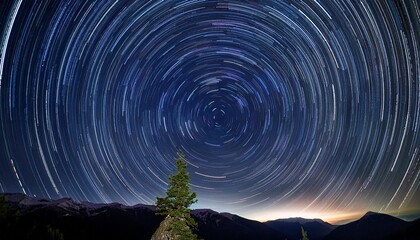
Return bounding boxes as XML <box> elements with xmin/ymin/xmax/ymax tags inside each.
<box><xmin>301</xmin><ymin>226</ymin><xmax>309</xmax><ymax>240</ymax></box>
<box><xmin>155</xmin><ymin>151</ymin><xmax>198</xmax><ymax>239</ymax></box>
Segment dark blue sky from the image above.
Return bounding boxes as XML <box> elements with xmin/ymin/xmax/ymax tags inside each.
<box><xmin>1</xmin><ymin>0</ymin><xmax>419</xmax><ymax>222</ymax></box>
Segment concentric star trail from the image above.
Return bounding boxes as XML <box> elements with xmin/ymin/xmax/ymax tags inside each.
<box><xmin>1</xmin><ymin>0</ymin><xmax>419</xmax><ymax>221</ymax></box>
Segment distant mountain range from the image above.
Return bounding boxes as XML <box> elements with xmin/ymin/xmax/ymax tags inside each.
<box><xmin>324</xmin><ymin>211</ymin><xmax>420</xmax><ymax>240</ymax></box>
<box><xmin>265</xmin><ymin>217</ymin><xmax>336</xmax><ymax>240</ymax></box>
<box><xmin>0</xmin><ymin>193</ymin><xmax>418</xmax><ymax>240</ymax></box>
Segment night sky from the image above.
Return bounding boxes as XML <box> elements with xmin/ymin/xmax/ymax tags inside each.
<box><xmin>1</xmin><ymin>0</ymin><xmax>419</xmax><ymax>223</ymax></box>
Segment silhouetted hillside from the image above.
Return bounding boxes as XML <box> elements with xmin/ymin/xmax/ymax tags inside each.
<box><xmin>1</xmin><ymin>193</ymin><xmax>419</xmax><ymax>240</ymax></box>
<box><xmin>193</xmin><ymin>209</ymin><xmax>286</xmax><ymax>240</ymax></box>
<box><xmin>324</xmin><ymin>211</ymin><xmax>417</xmax><ymax>240</ymax></box>
<box><xmin>0</xmin><ymin>193</ymin><xmax>162</xmax><ymax>240</ymax></box>
<box><xmin>384</xmin><ymin>218</ymin><xmax>420</xmax><ymax>240</ymax></box>
<box><xmin>0</xmin><ymin>193</ymin><xmax>286</xmax><ymax>240</ymax></box>
<box><xmin>265</xmin><ymin>217</ymin><xmax>336</xmax><ymax>240</ymax></box>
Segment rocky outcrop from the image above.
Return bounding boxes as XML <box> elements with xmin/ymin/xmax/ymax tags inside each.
<box><xmin>151</xmin><ymin>216</ymin><xmax>176</xmax><ymax>240</ymax></box>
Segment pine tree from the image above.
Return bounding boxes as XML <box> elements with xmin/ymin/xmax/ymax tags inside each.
<box><xmin>156</xmin><ymin>151</ymin><xmax>198</xmax><ymax>240</ymax></box>
<box><xmin>301</xmin><ymin>226</ymin><xmax>309</xmax><ymax>240</ymax></box>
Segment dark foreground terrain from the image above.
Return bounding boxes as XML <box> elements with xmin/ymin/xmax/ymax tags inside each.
<box><xmin>0</xmin><ymin>193</ymin><xmax>418</xmax><ymax>240</ymax></box>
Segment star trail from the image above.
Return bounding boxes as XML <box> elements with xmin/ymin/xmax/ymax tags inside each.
<box><xmin>0</xmin><ymin>0</ymin><xmax>419</xmax><ymax>222</ymax></box>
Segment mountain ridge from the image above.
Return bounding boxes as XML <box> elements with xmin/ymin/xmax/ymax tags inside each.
<box><xmin>1</xmin><ymin>193</ymin><xmax>419</xmax><ymax>240</ymax></box>
<box><xmin>265</xmin><ymin>217</ymin><xmax>336</xmax><ymax>240</ymax></box>
<box><xmin>324</xmin><ymin>210</ymin><xmax>418</xmax><ymax>240</ymax></box>
<box><xmin>0</xmin><ymin>193</ymin><xmax>285</xmax><ymax>240</ymax></box>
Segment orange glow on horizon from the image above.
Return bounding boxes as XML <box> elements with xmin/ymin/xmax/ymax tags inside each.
<box><xmin>244</xmin><ymin>207</ymin><xmax>420</xmax><ymax>225</ymax></box>
<box><xmin>245</xmin><ymin>210</ymin><xmax>366</xmax><ymax>224</ymax></box>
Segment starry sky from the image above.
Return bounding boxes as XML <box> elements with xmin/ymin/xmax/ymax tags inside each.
<box><xmin>1</xmin><ymin>0</ymin><xmax>419</xmax><ymax>223</ymax></box>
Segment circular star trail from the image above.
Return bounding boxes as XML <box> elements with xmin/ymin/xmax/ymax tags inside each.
<box><xmin>1</xmin><ymin>0</ymin><xmax>419</xmax><ymax>220</ymax></box>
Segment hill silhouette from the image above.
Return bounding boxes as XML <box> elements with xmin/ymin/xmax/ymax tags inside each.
<box><xmin>0</xmin><ymin>193</ymin><xmax>418</xmax><ymax>240</ymax></box>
